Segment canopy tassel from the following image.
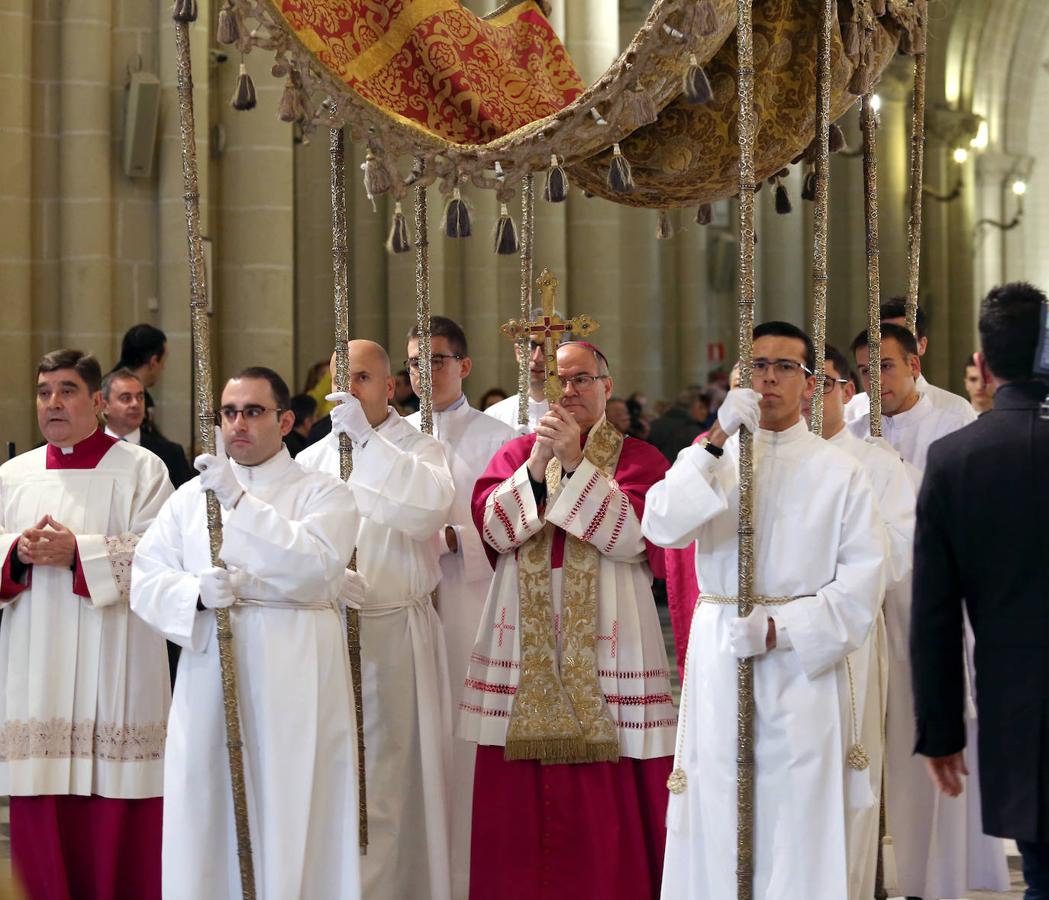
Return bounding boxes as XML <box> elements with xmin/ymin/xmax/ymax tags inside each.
<box><xmin>624</xmin><ymin>84</ymin><xmax>658</xmax><ymax>128</ymax></box>
<box><xmin>217</xmin><ymin>2</ymin><xmax>238</xmax><ymax>45</ymax></box>
<box><xmin>656</xmin><ymin>209</ymin><xmax>674</xmax><ymax>240</ymax></box>
<box><xmin>683</xmin><ymin>54</ymin><xmax>713</xmax><ymax>105</ymax></box>
<box><xmin>277</xmin><ymin>72</ymin><xmax>303</xmax><ymax>123</ymax></box>
<box><xmin>386</xmin><ymin>201</ymin><xmax>412</xmax><ymax>254</ymax></box>
<box><xmin>802</xmin><ymin>166</ymin><xmax>817</xmax><ymax>201</ymax></box>
<box><xmin>443</xmin><ymin>188</ymin><xmax>472</xmax><ymax>238</ymax></box>
<box><xmin>231</xmin><ymin>61</ymin><xmax>257</xmax><ymax>111</ymax></box>
<box><xmin>494</xmin><ymin>204</ymin><xmax>520</xmax><ymax>255</ymax></box>
<box><xmin>607</xmin><ymin>143</ymin><xmax>634</xmax><ymax>195</ymax></box>
<box><xmin>361</xmin><ymin>149</ymin><xmax>392</xmax><ymax>202</ymax></box>
<box><xmin>543</xmin><ymin>155</ymin><xmax>568</xmax><ymax>203</ymax></box>
<box><xmin>774</xmin><ymin>177</ymin><xmax>792</xmax><ymax>215</ymax></box>
<box><xmin>695</xmin><ymin>203</ymin><xmax>713</xmax><ymax>225</ymax></box>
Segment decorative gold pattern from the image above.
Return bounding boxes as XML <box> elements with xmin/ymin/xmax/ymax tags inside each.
<box><xmin>905</xmin><ymin>52</ymin><xmax>926</xmax><ymax>335</ymax></box>
<box><xmin>862</xmin><ymin>94</ymin><xmax>883</xmax><ymax>438</ymax></box>
<box><xmin>173</xmin><ymin>17</ymin><xmax>256</xmax><ymax>898</ymax></box>
<box><xmin>0</xmin><ymin>718</ymin><xmax>167</xmax><ymax>763</ymax></box>
<box><xmin>844</xmin><ymin>656</ymin><xmax>870</xmax><ymax>770</ymax></box>
<box><xmin>570</xmin><ymin>0</ymin><xmax>903</xmax><ymax>208</ymax></box>
<box><xmin>504</xmin><ymin>417</ymin><xmax>624</xmax><ymax>764</ymax></box>
<box><xmin>517</xmin><ymin>174</ymin><xmax>534</xmax><ymax>427</ymax></box>
<box><xmin>808</xmin><ymin>0</ymin><xmax>833</xmax><ymax>436</ymax></box>
<box><xmin>735</xmin><ymin>3</ymin><xmax>757</xmax><ymax>896</ymax></box>
<box><xmin>329</xmin><ymin>120</ymin><xmax>368</xmax><ymax>854</ymax></box>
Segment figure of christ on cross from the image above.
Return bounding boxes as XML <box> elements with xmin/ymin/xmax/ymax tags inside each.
<box><xmin>501</xmin><ymin>268</ymin><xmax>599</xmax><ymax>405</ymax></box>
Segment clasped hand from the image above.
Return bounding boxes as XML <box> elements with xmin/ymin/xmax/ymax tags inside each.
<box><xmin>528</xmin><ymin>405</ymin><xmax>583</xmax><ymax>482</ymax></box>
<box><xmin>17</xmin><ymin>515</ymin><xmax>77</xmax><ymax>569</ymax></box>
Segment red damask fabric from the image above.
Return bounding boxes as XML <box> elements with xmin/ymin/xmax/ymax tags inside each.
<box><xmin>277</xmin><ymin>0</ymin><xmax>584</xmax><ymax>144</ymax></box>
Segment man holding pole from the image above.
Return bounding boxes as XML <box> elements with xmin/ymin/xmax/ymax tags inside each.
<box><xmin>644</xmin><ymin>322</ymin><xmax>887</xmax><ymax>899</ymax></box>
<box><xmin>131</xmin><ymin>367</ymin><xmax>363</xmax><ymax>899</ymax></box>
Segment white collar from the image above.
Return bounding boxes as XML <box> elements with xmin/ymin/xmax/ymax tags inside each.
<box><xmin>230</xmin><ymin>445</ymin><xmax>294</xmax><ymax>488</ymax></box>
<box><xmin>883</xmin><ymin>392</ymin><xmax>931</xmax><ymax>428</ymax></box>
<box><xmin>754</xmin><ymin>417</ymin><xmax>810</xmax><ymax>446</ymax></box>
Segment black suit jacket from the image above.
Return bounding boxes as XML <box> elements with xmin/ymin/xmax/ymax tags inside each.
<box><xmin>140</xmin><ymin>429</ymin><xmax>195</xmax><ymax>488</ymax></box>
<box><xmin>911</xmin><ymin>380</ymin><xmax>1049</xmax><ymax>841</ymax></box>
<box><xmin>647</xmin><ymin>407</ymin><xmax>703</xmax><ymax>463</ymax></box>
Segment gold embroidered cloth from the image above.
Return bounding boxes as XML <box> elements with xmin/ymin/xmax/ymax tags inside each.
<box><xmin>271</xmin><ymin>0</ymin><xmax>584</xmax><ymax>145</ymax></box>
<box><xmin>505</xmin><ymin>417</ymin><xmax>623</xmax><ymax>765</ymax></box>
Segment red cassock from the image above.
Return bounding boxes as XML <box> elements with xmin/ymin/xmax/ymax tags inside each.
<box><xmin>0</xmin><ymin>430</ymin><xmax>164</xmax><ymax>900</ymax></box>
<box><xmin>467</xmin><ymin>431</ymin><xmax>674</xmax><ymax>900</ymax></box>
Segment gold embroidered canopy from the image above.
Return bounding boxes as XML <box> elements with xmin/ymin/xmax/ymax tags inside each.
<box><xmin>213</xmin><ymin>0</ymin><xmax>927</xmax><ymax>207</ymax></box>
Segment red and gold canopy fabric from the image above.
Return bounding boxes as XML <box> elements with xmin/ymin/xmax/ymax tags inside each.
<box><xmin>272</xmin><ymin>0</ymin><xmax>585</xmax><ymax>144</ymax></box>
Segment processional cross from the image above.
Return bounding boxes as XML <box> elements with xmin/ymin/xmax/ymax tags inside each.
<box><xmin>500</xmin><ymin>268</ymin><xmax>600</xmax><ymax>405</ymax></box>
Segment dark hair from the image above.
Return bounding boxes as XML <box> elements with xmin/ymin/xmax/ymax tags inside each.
<box><xmin>408</xmin><ymin>315</ymin><xmax>468</xmax><ymax>358</ymax></box>
<box><xmin>479</xmin><ymin>387</ymin><xmax>508</xmax><ymax>408</ymax></box>
<box><xmin>288</xmin><ymin>393</ymin><xmax>317</xmax><ymax>427</ymax></box>
<box><xmin>117</xmin><ymin>324</ymin><xmax>167</xmax><ymax>370</ymax></box>
<box><xmin>230</xmin><ymin>366</ymin><xmax>291</xmax><ymax>410</ymax></box>
<box><xmin>753</xmin><ymin>321</ymin><xmax>816</xmax><ymax>371</ymax></box>
<box><xmin>38</xmin><ymin>349</ymin><xmax>102</xmax><ymax>393</ymax></box>
<box><xmin>823</xmin><ymin>344</ymin><xmax>853</xmax><ymax>383</ymax></box>
<box><xmin>879</xmin><ymin>297</ymin><xmax>927</xmax><ymax>341</ymax></box>
<box><xmin>978</xmin><ymin>281</ymin><xmax>1045</xmax><ymax>382</ymax></box>
<box><xmin>101</xmin><ymin>366</ymin><xmax>143</xmax><ymax>400</ymax></box>
<box><xmin>965</xmin><ymin>352</ymin><xmax>979</xmax><ymax>373</ymax></box>
<box><xmin>850</xmin><ymin>322</ymin><xmax>919</xmax><ymax>358</ymax></box>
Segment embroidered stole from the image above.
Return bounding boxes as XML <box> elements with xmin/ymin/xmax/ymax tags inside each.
<box><xmin>504</xmin><ymin>416</ymin><xmax>622</xmax><ymax>765</ymax></box>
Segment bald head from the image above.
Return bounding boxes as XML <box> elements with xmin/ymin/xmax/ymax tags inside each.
<box><xmin>330</xmin><ymin>340</ymin><xmax>392</xmax><ymax>380</ymax></box>
<box><xmin>329</xmin><ymin>339</ymin><xmax>395</xmax><ymax>426</ymax></box>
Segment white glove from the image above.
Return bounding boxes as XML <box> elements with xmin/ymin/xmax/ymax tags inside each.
<box><xmin>194</xmin><ymin>453</ymin><xmax>243</xmax><ymax>509</ymax></box>
<box><xmin>716</xmin><ymin>388</ymin><xmax>762</xmax><ymax>437</ymax></box>
<box><xmin>198</xmin><ymin>566</ymin><xmax>235</xmax><ymax>609</ymax></box>
<box><xmin>338</xmin><ymin>568</ymin><xmax>369</xmax><ymax>610</ymax></box>
<box><xmin>326</xmin><ymin>392</ymin><xmax>373</xmax><ymax>444</ymax></box>
<box><xmin>727</xmin><ymin>605</ymin><xmax>770</xmax><ymax>659</ymax></box>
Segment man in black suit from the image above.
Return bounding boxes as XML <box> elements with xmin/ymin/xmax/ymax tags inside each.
<box><xmin>912</xmin><ymin>281</ymin><xmax>1049</xmax><ymax>899</ymax></box>
<box><xmin>101</xmin><ymin>368</ymin><xmax>194</xmax><ymax>487</ymax></box>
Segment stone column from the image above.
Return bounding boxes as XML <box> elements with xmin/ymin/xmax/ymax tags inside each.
<box><xmin>0</xmin><ymin>0</ymin><xmax>35</xmax><ymax>451</ymax></box>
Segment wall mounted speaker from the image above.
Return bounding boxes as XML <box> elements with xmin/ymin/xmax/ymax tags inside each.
<box><xmin>123</xmin><ymin>72</ymin><xmax>160</xmax><ymax>179</ymax></box>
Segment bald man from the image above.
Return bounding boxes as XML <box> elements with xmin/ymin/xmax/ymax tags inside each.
<box><xmin>297</xmin><ymin>340</ymin><xmax>456</xmax><ymax>900</ymax></box>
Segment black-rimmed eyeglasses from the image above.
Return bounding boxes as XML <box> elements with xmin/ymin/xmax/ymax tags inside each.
<box><xmin>404</xmin><ymin>354</ymin><xmax>463</xmax><ymax>371</ymax></box>
<box><xmin>213</xmin><ymin>405</ymin><xmax>285</xmax><ymax>425</ymax></box>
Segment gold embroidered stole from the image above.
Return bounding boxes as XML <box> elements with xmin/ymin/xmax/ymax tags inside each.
<box><xmin>504</xmin><ymin>416</ymin><xmax>623</xmax><ymax>765</ymax></box>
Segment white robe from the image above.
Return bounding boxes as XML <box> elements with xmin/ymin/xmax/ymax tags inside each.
<box><xmin>826</xmin><ymin>427</ymin><xmax>916</xmax><ymax>899</ymax></box>
<box><xmin>131</xmin><ymin>448</ymin><xmax>360</xmax><ymax>900</ymax></box>
<box><xmin>844</xmin><ymin>375</ymin><xmax>977</xmax><ymax>427</ymax></box>
<box><xmin>0</xmin><ymin>438</ymin><xmax>172</xmax><ymax>798</ymax></box>
<box><xmin>848</xmin><ymin>391</ymin><xmax>973</xmax><ymax>475</ymax></box>
<box><xmin>297</xmin><ymin>409</ymin><xmax>456</xmax><ymax>900</ymax></box>
<box><xmin>849</xmin><ymin>396</ymin><xmax>1009</xmax><ymax>896</ymax></box>
<box><xmin>642</xmin><ymin>420</ymin><xmax>887</xmax><ymax>900</ymax></box>
<box><xmin>406</xmin><ymin>397</ymin><xmax>515</xmax><ymax>900</ymax></box>
<box><xmin>483</xmin><ymin>392</ymin><xmax>548</xmax><ymax>433</ymax></box>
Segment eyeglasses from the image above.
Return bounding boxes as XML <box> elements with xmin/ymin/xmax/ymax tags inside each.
<box><xmin>558</xmin><ymin>373</ymin><xmax>609</xmax><ymax>392</ymax></box>
<box><xmin>752</xmin><ymin>358</ymin><xmax>814</xmax><ymax>377</ymax></box>
<box><xmin>214</xmin><ymin>405</ymin><xmax>285</xmax><ymax>424</ymax></box>
<box><xmin>822</xmin><ymin>375</ymin><xmax>849</xmax><ymax>394</ymax></box>
<box><xmin>404</xmin><ymin>354</ymin><xmax>463</xmax><ymax>372</ymax></box>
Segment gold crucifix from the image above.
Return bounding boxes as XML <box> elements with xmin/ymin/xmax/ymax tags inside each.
<box><xmin>500</xmin><ymin>269</ymin><xmax>600</xmax><ymax>404</ymax></box>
